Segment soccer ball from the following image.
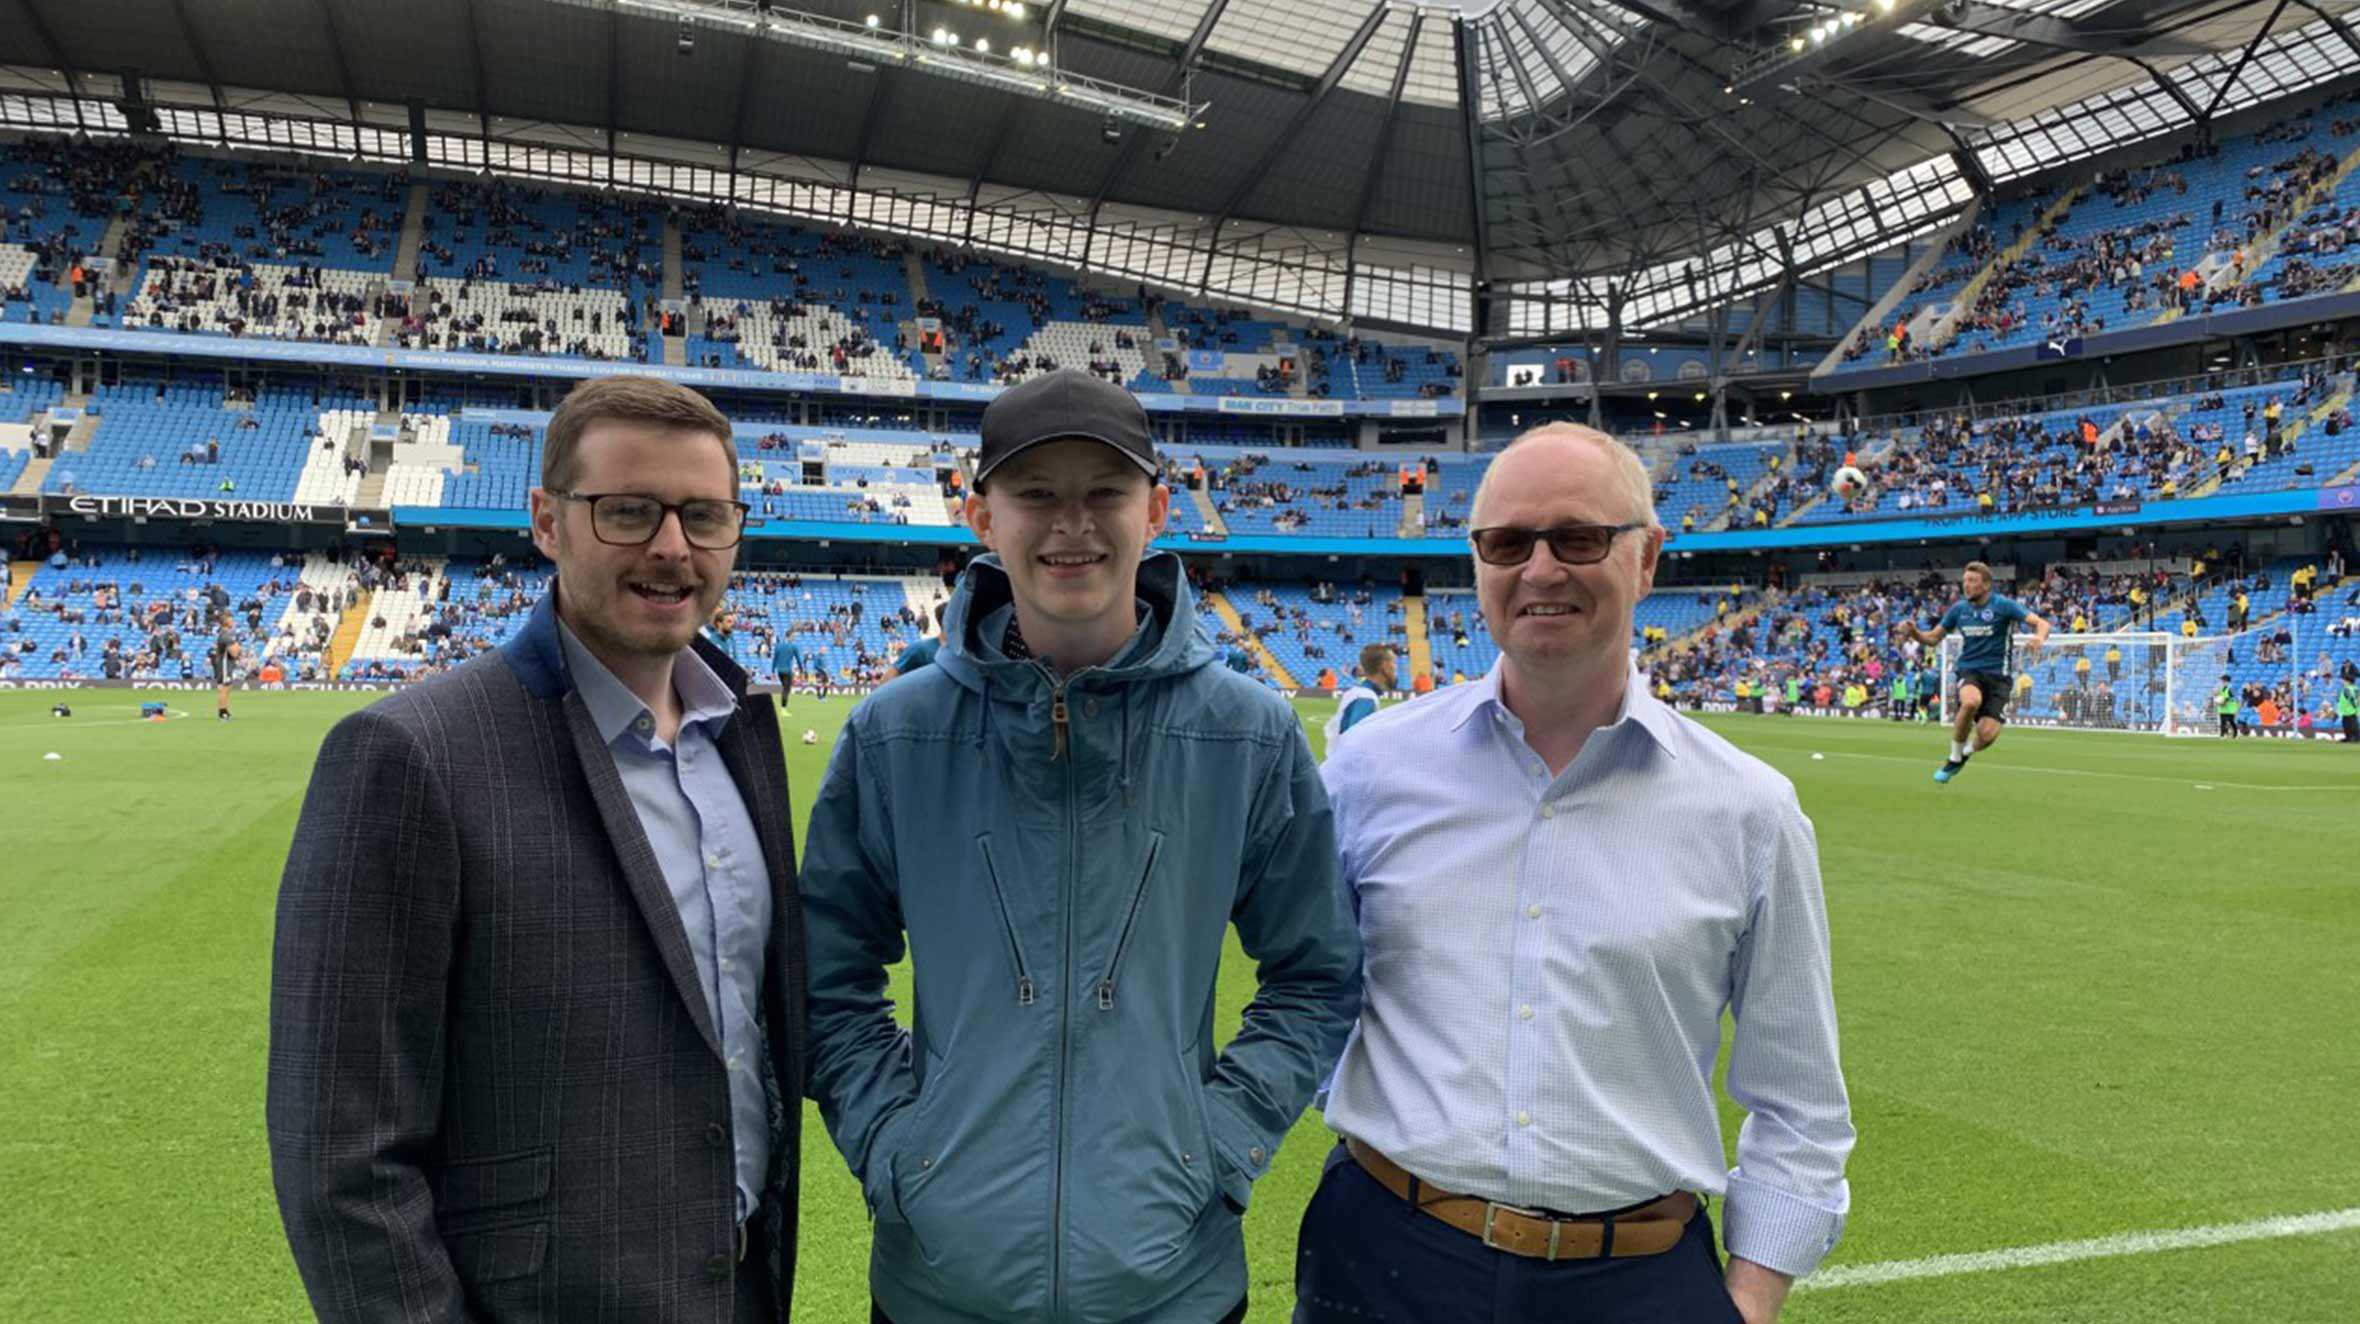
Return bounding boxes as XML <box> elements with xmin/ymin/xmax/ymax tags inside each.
<box><xmin>1831</xmin><ymin>465</ymin><xmax>1869</xmax><ymax>500</ymax></box>
<box><xmin>801</xmin><ymin>728</ymin><xmax>819</xmax><ymax>745</ymax></box>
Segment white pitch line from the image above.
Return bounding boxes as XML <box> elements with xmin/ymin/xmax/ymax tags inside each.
<box><xmin>1804</xmin><ymin>747</ymin><xmax>2354</xmax><ymax>793</ymax></box>
<box><xmin>0</xmin><ymin>706</ymin><xmax>191</xmax><ymax>731</ymax></box>
<box><xmin>1799</xmin><ymin>1206</ymin><xmax>2360</xmax><ymax>1292</ymax></box>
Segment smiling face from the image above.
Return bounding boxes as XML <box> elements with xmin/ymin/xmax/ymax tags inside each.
<box><xmin>529</xmin><ymin>418</ymin><xmax>739</xmax><ymax>669</ymax></box>
<box><xmin>967</xmin><ymin>438</ymin><xmax>1170</xmax><ymax>660</ymax></box>
<box><xmin>1471</xmin><ymin>427</ymin><xmax>1663</xmax><ymax>679</ymax></box>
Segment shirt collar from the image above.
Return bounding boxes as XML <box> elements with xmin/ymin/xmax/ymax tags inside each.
<box><xmin>555</xmin><ymin>614</ymin><xmax>736</xmax><ymax>746</ymax></box>
<box><xmin>1449</xmin><ymin>656</ymin><xmax>1681</xmax><ymax>759</ymax></box>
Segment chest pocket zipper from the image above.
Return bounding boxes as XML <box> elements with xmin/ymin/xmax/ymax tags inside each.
<box><xmin>976</xmin><ymin>836</ymin><xmax>1036</xmax><ymax>1007</ymax></box>
<box><xmin>1097</xmin><ymin>832</ymin><xmax>1165</xmax><ymax>1011</ymax></box>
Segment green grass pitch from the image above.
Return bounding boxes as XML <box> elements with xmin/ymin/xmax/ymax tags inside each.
<box><xmin>2</xmin><ymin>687</ymin><xmax>2356</xmax><ymax>1322</ymax></box>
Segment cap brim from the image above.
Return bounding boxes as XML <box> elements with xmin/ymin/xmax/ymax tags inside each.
<box><xmin>974</xmin><ymin>433</ymin><xmax>1161</xmax><ymax>486</ymax></box>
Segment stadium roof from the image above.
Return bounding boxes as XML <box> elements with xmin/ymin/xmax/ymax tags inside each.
<box><xmin>0</xmin><ymin>0</ymin><xmax>2354</xmax><ymax>335</ymax></box>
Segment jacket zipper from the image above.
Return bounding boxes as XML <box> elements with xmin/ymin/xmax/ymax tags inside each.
<box><xmin>975</xmin><ymin>837</ymin><xmax>1037</xmax><ymax>1007</ymax></box>
<box><xmin>1044</xmin><ymin>659</ymin><xmax>1080</xmax><ymax>1318</ymax></box>
<box><xmin>1097</xmin><ymin>834</ymin><xmax>1164</xmax><ymax>1011</ymax></box>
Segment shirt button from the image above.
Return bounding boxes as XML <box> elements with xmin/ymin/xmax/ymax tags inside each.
<box><xmin>1248</xmin><ymin>1146</ymin><xmax>1266</xmax><ymax>1165</ymax></box>
<box><xmin>634</xmin><ymin>716</ymin><xmax>652</xmax><ymax>733</ymax></box>
<box><xmin>706</xmin><ymin>1122</ymin><xmax>728</xmax><ymax>1147</ymax></box>
<box><xmin>1519</xmin><ymin>1004</ymin><xmax>1534</xmax><ymax>1020</ymax></box>
<box><xmin>1516</xmin><ymin>1111</ymin><xmax>1532</xmax><ymax>1128</ymax></box>
<box><xmin>1539</xmin><ymin>804</ymin><xmax>1554</xmax><ymax>819</ymax></box>
<box><xmin>720</xmin><ymin>958</ymin><xmax>733</xmax><ymax>972</ymax></box>
<box><xmin>728</xmin><ymin>1055</ymin><xmax>742</xmax><ymax>1070</ymax></box>
<box><xmin>1527</xmin><ymin>904</ymin><xmax>1542</xmax><ymax>919</ymax></box>
<box><xmin>1084</xmin><ymin>698</ymin><xmax>1101</xmax><ymax>717</ymax></box>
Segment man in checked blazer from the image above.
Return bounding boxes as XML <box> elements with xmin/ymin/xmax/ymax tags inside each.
<box><xmin>268</xmin><ymin>377</ymin><xmax>802</xmax><ymax>1323</ymax></box>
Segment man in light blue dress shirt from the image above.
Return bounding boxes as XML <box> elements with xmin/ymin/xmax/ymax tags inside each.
<box><xmin>1298</xmin><ymin>424</ymin><xmax>1854</xmax><ymax>1324</ymax></box>
<box><xmin>557</xmin><ymin>619</ymin><xmax>774</xmax><ymax>1226</ymax></box>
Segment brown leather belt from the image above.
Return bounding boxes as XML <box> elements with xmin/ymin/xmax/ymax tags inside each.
<box><xmin>1347</xmin><ymin>1138</ymin><xmax>1696</xmax><ymax>1262</ymax></box>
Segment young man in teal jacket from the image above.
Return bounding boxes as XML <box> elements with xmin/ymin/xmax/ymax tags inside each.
<box><xmin>803</xmin><ymin>370</ymin><xmax>1363</xmax><ymax>1324</ymax></box>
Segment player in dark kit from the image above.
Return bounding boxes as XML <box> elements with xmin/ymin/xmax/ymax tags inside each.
<box><xmin>211</xmin><ymin>629</ymin><xmax>240</xmax><ymax>720</ymax></box>
<box><xmin>1897</xmin><ymin>560</ymin><xmax>2051</xmax><ymax>784</ymax></box>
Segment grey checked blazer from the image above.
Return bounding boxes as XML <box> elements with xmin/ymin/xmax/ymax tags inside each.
<box><xmin>268</xmin><ymin>591</ymin><xmax>803</xmax><ymax>1322</ymax></box>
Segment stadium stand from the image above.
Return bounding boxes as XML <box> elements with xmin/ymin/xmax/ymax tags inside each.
<box><xmin>681</xmin><ymin>206</ymin><xmax>920</xmax><ymax>381</ymax></box>
<box><xmin>0</xmin><ymin>138</ymin><xmax>129</xmax><ymax>325</ymax></box>
<box><xmin>1839</xmin><ymin>96</ymin><xmax>2360</xmax><ymax>366</ymax></box>
<box><xmin>39</xmin><ymin>381</ymin><xmax>371</xmax><ymax>503</ymax></box>
<box><xmin>0</xmin><ymin>545</ymin><xmax>310</xmax><ymax>681</ymax></box>
<box><xmin>1223</xmin><ymin>583</ymin><xmax>1409</xmax><ymax>689</ymax></box>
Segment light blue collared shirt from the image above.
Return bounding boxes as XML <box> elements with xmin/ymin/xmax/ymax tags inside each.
<box><xmin>1320</xmin><ymin>660</ymin><xmax>1855</xmax><ymax>1277</ymax></box>
<box><xmin>558</xmin><ymin>620</ymin><xmax>773</xmax><ymax>1224</ymax></box>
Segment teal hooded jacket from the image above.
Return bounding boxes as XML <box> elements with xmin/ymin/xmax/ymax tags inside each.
<box><xmin>802</xmin><ymin>550</ymin><xmax>1363</xmax><ymax>1323</ymax></box>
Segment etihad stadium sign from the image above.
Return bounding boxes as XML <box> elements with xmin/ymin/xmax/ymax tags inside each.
<box><xmin>59</xmin><ymin>495</ymin><xmax>345</xmax><ymax>523</ymax></box>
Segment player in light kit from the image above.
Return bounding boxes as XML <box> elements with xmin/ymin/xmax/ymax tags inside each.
<box><xmin>1896</xmin><ymin>561</ymin><xmax>2051</xmax><ymax>783</ymax></box>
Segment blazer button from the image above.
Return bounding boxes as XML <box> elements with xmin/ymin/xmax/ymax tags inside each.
<box><xmin>706</xmin><ymin>1253</ymin><xmax>732</xmax><ymax>1281</ymax></box>
<box><xmin>707</xmin><ymin>1122</ymin><xmax>728</xmax><ymax>1147</ymax></box>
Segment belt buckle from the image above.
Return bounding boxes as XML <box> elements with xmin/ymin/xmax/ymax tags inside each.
<box><xmin>1480</xmin><ymin>1200</ymin><xmax>1558</xmax><ymax>1260</ymax></box>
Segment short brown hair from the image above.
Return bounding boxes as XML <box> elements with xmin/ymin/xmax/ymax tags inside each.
<box><xmin>1962</xmin><ymin>560</ymin><xmax>1993</xmax><ymax>580</ymax></box>
<box><xmin>1360</xmin><ymin>643</ymin><xmax>1395</xmax><ymax>677</ymax></box>
<box><xmin>540</xmin><ymin>376</ymin><xmax>735</xmax><ymax>492</ymax></box>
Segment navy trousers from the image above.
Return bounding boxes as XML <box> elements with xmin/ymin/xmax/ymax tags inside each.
<box><xmin>1293</xmin><ymin>1144</ymin><xmax>1745</xmax><ymax>1324</ymax></box>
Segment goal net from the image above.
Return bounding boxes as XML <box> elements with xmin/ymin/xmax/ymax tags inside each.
<box><xmin>1941</xmin><ymin>627</ymin><xmax>2304</xmax><ymax>736</ymax></box>
<box><xmin>1939</xmin><ymin>632</ymin><xmax>2173</xmax><ymax>733</ymax></box>
<box><xmin>2156</xmin><ymin>626</ymin><xmax>2304</xmax><ymax>737</ymax></box>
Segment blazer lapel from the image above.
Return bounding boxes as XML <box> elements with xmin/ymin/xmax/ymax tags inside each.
<box><xmin>561</xmin><ymin>689</ymin><xmax>726</xmax><ymax>1060</ymax></box>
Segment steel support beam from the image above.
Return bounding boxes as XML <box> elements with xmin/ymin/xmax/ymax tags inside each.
<box><xmin>15</xmin><ymin>0</ymin><xmax>82</xmax><ymax>100</ymax></box>
<box><xmin>608</xmin><ymin>2</ymin><xmax>624</xmax><ymax>157</ymax></box>
<box><xmin>463</xmin><ymin>0</ymin><xmax>492</xmax><ymax>143</ymax></box>
<box><xmin>1454</xmin><ymin>18</ymin><xmax>1492</xmax><ymax>333</ymax></box>
<box><xmin>1924</xmin><ymin>0</ymin><xmax>2214</xmax><ymax>58</ymax></box>
<box><xmin>168</xmin><ymin>0</ymin><xmax>229</xmax><ymax>114</ymax></box>
<box><xmin>850</xmin><ymin>0</ymin><xmax>914</xmax><ymax>188</ymax></box>
<box><xmin>1347</xmin><ymin>9</ymin><xmax>1422</xmax><ymax>243</ymax></box>
<box><xmin>1581</xmin><ymin>0</ymin><xmax>1730</xmax><ymax>39</ymax></box>
<box><xmin>1206</xmin><ymin>3</ymin><xmax>1387</xmax><ymax>229</ymax></box>
<box><xmin>1340</xmin><ymin>9</ymin><xmax>1424</xmax><ymax>322</ymax></box>
<box><xmin>1088</xmin><ymin>0</ymin><xmax>1231</xmax><ymax>215</ymax></box>
<box><xmin>2293</xmin><ymin>0</ymin><xmax>2360</xmax><ymax>60</ymax></box>
<box><xmin>727</xmin><ymin>8</ymin><xmax>766</xmax><ymax>181</ymax></box>
<box><xmin>2201</xmin><ymin>0</ymin><xmax>2293</xmax><ymax>121</ymax></box>
<box><xmin>313</xmin><ymin>0</ymin><xmax>365</xmax><ymax>135</ymax></box>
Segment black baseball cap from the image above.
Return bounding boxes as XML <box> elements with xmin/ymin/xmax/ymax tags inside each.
<box><xmin>976</xmin><ymin>369</ymin><xmax>1159</xmax><ymax>487</ymax></box>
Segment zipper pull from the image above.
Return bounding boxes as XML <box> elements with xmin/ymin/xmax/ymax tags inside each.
<box><xmin>1050</xmin><ymin>692</ymin><xmax>1069</xmax><ymax>761</ymax></box>
<box><xmin>1097</xmin><ymin>980</ymin><xmax>1115</xmax><ymax>1011</ymax></box>
<box><xmin>1018</xmin><ymin>976</ymin><xmax>1037</xmax><ymax>1007</ymax></box>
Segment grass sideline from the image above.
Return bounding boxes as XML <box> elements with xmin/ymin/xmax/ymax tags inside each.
<box><xmin>1</xmin><ymin>687</ymin><xmax>2355</xmax><ymax>1322</ymax></box>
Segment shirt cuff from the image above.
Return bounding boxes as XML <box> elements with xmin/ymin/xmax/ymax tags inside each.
<box><xmin>1722</xmin><ymin>1170</ymin><xmax>1848</xmax><ymax>1278</ymax></box>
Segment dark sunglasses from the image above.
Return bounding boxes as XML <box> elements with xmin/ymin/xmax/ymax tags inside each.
<box><xmin>1469</xmin><ymin>522</ymin><xmax>1648</xmax><ymax>567</ymax></box>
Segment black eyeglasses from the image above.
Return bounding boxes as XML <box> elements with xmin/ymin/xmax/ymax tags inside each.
<box><xmin>1469</xmin><ymin>522</ymin><xmax>1648</xmax><ymax>567</ymax></box>
<box><xmin>553</xmin><ymin>491</ymin><xmax>751</xmax><ymax>549</ymax></box>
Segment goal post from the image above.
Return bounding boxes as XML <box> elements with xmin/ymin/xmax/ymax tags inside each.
<box><xmin>1939</xmin><ymin>632</ymin><xmax>2174</xmax><ymax>733</ymax></box>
